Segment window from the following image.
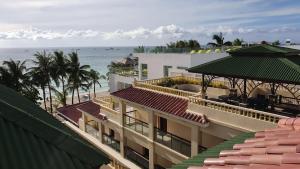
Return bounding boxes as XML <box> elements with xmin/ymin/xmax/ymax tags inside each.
<box><xmin>177</xmin><ymin>66</ymin><xmax>188</xmax><ymax>70</ymax></box>
<box><xmin>141</xmin><ymin>64</ymin><xmax>148</xmax><ymax>80</ymax></box>
<box><xmin>163</xmin><ymin>65</ymin><xmax>172</xmax><ymax>77</ymax></box>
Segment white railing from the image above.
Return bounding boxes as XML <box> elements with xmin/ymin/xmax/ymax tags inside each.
<box><xmin>189</xmin><ymin>96</ymin><xmax>286</xmax><ymax>124</ymax></box>
<box><xmin>135</xmin><ymin>81</ymin><xmax>196</xmax><ymax>98</ymax></box>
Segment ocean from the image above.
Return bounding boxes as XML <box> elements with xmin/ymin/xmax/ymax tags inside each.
<box><xmin>0</xmin><ymin>47</ymin><xmax>135</xmax><ymax>95</ymax></box>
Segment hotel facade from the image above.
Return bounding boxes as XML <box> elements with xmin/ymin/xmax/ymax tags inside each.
<box><xmin>57</xmin><ymin>45</ymin><xmax>300</xmax><ymax>169</ymax></box>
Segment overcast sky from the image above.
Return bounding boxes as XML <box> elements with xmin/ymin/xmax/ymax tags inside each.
<box><xmin>0</xmin><ymin>0</ymin><xmax>300</xmax><ymax>47</ymax></box>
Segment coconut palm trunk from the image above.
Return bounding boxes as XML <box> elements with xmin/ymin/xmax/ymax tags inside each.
<box><xmin>93</xmin><ymin>82</ymin><xmax>96</xmax><ymax>98</ymax></box>
<box><xmin>42</xmin><ymin>86</ymin><xmax>47</xmax><ymax>110</ymax></box>
<box><xmin>48</xmin><ymin>82</ymin><xmax>53</xmax><ymax>113</ymax></box>
<box><xmin>72</xmin><ymin>88</ymin><xmax>75</xmax><ymax>104</ymax></box>
<box><xmin>61</xmin><ymin>77</ymin><xmax>66</xmax><ymax>105</ymax></box>
<box><xmin>77</xmin><ymin>87</ymin><xmax>80</xmax><ymax>103</ymax></box>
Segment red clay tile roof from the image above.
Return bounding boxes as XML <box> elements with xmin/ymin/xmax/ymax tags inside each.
<box><xmin>111</xmin><ymin>87</ymin><xmax>208</xmax><ymax>124</ymax></box>
<box><xmin>57</xmin><ymin>101</ymin><xmax>107</xmax><ymax>125</ymax></box>
<box><xmin>188</xmin><ymin>117</ymin><xmax>300</xmax><ymax>169</ymax></box>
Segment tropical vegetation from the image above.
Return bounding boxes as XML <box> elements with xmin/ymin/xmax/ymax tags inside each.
<box><xmin>0</xmin><ymin>50</ymin><xmax>105</xmax><ymax>113</ymax></box>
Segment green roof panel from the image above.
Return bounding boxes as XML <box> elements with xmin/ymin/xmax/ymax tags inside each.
<box><xmin>170</xmin><ymin>132</ymin><xmax>254</xmax><ymax>169</ymax></box>
<box><xmin>188</xmin><ymin>55</ymin><xmax>300</xmax><ymax>84</ymax></box>
<box><xmin>0</xmin><ymin>84</ymin><xmax>109</xmax><ymax>169</ymax></box>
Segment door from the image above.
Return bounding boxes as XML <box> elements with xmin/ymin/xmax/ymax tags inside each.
<box><xmin>159</xmin><ymin>117</ymin><xmax>167</xmax><ymax>132</ymax></box>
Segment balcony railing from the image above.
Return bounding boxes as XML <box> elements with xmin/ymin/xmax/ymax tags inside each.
<box><xmin>85</xmin><ymin>124</ymin><xmax>100</xmax><ymax>139</ymax></box>
<box><xmin>189</xmin><ymin>96</ymin><xmax>286</xmax><ymax>124</ymax></box>
<box><xmin>103</xmin><ymin>133</ymin><xmax>120</xmax><ymax>152</ymax></box>
<box><xmin>125</xmin><ymin>147</ymin><xmax>149</xmax><ymax>169</ymax></box>
<box><xmin>124</xmin><ymin>114</ymin><xmax>149</xmax><ymax>136</ymax></box>
<box><xmin>135</xmin><ymin>81</ymin><xmax>196</xmax><ymax>98</ymax></box>
<box><xmin>154</xmin><ymin>127</ymin><xmax>191</xmax><ymax>157</ymax></box>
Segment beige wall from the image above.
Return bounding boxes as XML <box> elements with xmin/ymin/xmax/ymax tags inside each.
<box><xmin>201</xmin><ymin>132</ymin><xmax>225</xmax><ymax>148</ymax></box>
<box><xmin>127</xmin><ymin>139</ymin><xmax>145</xmax><ymax>155</ymax></box>
<box><xmin>155</xmin><ymin>154</ymin><xmax>174</xmax><ymax>168</ymax></box>
<box><xmin>167</xmin><ymin>119</ymin><xmax>191</xmax><ymax>141</ymax></box>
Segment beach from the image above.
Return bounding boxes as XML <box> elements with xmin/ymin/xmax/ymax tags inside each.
<box><xmin>41</xmin><ymin>90</ymin><xmax>110</xmax><ymax>110</ymax></box>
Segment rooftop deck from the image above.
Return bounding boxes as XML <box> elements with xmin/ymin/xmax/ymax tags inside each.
<box><xmin>134</xmin><ymin>75</ymin><xmax>293</xmax><ymax>124</ymax></box>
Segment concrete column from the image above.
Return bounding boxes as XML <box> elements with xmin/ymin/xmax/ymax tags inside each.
<box><xmin>119</xmin><ymin>100</ymin><xmax>126</xmax><ymax>157</ymax></box>
<box><xmin>149</xmin><ymin>144</ymin><xmax>155</xmax><ymax>169</ymax></box>
<box><xmin>191</xmin><ymin>125</ymin><xmax>199</xmax><ymax>157</ymax></box>
<box><xmin>79</xmin><ymin>113</ymin><xmax>87</xmax><ymax>132</ymax></box>
<box><xmin>148</xmin><ymin>111</ymin><xmax>154</xmax><ymax>140</ymax></box>
<box><xmin>98</xmin><ymin>122</ymin><xmax>103</xmax><ymax>143</ymax></box>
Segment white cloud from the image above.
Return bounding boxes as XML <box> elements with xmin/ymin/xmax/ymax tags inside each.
<box><xmin>101</xmin><ymin>24</ymin><xmax>300</xmax><ymax>41</ymax></box>
<box><xmin>0</xmin><ymin>27</ymin><xmax>98</xmax><ymax>40</ymax></box>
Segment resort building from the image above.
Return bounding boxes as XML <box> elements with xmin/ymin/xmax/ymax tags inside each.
<box><xmin>109</xmin><ymin>49</ymin><xmax>227</xmax><ymax>92</ymax></box>
<box><xmin>57</xmin><ymin>45</ymin><xmax>300</xmax><ymax>169</ymax></box>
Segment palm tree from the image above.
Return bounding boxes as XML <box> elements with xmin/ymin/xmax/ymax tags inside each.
<box><xmin>89</xmin><ymin>69</ymin><xmax>106</xmax><ymax>98</ymax></box>
<box><xmin>0</xmin><ymin>59</ymin><xmax>40</xmax><ymax>104</ymax></box>
<box><xmin>208</xmin><ymin>32</ymin><xmax>232</xmax><ymax>49</ymax></box>
<box><xmin>52</xmin><ymin>50</ymin><xmax>69</xmax><ymax>105</ymax></box>
<box><xmin>53</xmin><ymin>88</ymin><xmax>68</xmax><ymax>107</ymax></box>
<box><xmin>31</xmin><ymin>50</ymin><xmax>54</xmax><ymax>113</ymax></box>
<box><xmin>68</xmin><ymin>51</ymin><xmax>90</xmax><ymax>104</ymax></box>
<box><xmin>233</xmin><ymin>38</ymin><xmax>244</xmax><ymax>46</ymax></box>
<box><xmin>1</xmin><ymin>59</ymin><xmax>27</xmax><ymax>91</ymax></box>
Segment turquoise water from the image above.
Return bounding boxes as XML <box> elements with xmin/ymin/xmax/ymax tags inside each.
<box><xmin>0</xmin><ymin>47</ymin><xmax>134</xmax><ymax>95</ymax></box>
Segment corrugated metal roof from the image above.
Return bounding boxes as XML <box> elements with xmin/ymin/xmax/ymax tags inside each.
<box><xmin>188</xmin><ymin>56</ymin><xmax>300</xmax><ymax>84</ymax></box>
<box><xmin>228</xmin><ymin>45</ymin><xmax>300</xmax><ymax>57</ymax></box>
<box><xmin>0</xmin><ymin>84</ymin><xmax>109</xmax><ymax>169</ymax></box>
<box><xmin>111</xmin><ymin>87</ymin><xmax>208</xmax><ymax>124</ymax></box>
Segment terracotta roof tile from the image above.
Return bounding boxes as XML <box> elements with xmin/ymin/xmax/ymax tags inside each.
<box><xmin>57</xmin><ymin>101</ymin><xmax>107</xmax><ymax>125</ymax></box>
<box><xmin>111</xmin><ymin>87</ymin><xmax>208</xmax><ymax>124</ymax></box>
<box><xmin>188</xmin><ymin>118</ymin><xmax>300</xmax><ymax>169</ymax></box>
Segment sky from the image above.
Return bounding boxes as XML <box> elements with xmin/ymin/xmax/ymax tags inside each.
<box><xmin>0</xmin><ymin>0</ymin><xmax>300</xmax><ymax>47</ymax></box>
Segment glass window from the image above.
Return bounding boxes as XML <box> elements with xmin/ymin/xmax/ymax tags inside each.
<box><xmin>163</xmin><ymin>65</ymin><xmax>172</xmax><ymax>77</ymax></box>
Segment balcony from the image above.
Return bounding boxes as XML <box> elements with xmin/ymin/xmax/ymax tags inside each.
<box><xmin>103</xmin><ymin>133</ymin><xmax>120</xmax><ymax>152</ymax></box>
<box><xmin>154</xmin><ymin>127</ymin><xmax>190</xmax><ymax>156</ymax></box>
<box><xmin>124</xmin><ymin>114</ymin><xmax>149</xmax><ymax>137</ymax></box>
<box><xmin>125</xmin><ymin>147</ymin><xmax>149</xmax><ymax>169</ymax></box>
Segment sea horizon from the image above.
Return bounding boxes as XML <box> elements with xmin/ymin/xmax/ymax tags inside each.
<box><xmin>0</xmin><ymin>46</ymin><xmax>136</xmax><ymax>96</ymax></box>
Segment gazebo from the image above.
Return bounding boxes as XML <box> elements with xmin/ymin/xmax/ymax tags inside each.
<box><xmin>188</xmin><ymin>45</ymin><xmax>300</xmax><ymax>116</ymax></box>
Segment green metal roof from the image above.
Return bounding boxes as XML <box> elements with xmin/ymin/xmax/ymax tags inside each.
<box><xmin>0</xmin><ymin>84</ymin><xmax>109</xmax><ymax>169</ymax></box>
<box><xmin>188</xmin><ymin>45</ymin><xmax>300</xmax><ymax>84</ymax></box>
<box><xmin>228</xmin><ymin>45</ymin><xmax>300</xmax><ymax>57</ymax></box>
<box><xmin>170</xmin><ymin>132</ymin><xmax>254</xmax><ymax>169</ymax></box>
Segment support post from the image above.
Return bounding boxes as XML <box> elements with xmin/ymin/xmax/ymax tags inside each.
<box><xmin>148</xmin><ymin>111</ymin><xmax>155</xmax><ymax>169</ymax></box>
<box><xmin>119</xmin><ymin>100</ymin><xmax>126</xmax><ymax>157</ymax></box>
<box><xmin>79</xmin><ymin>112</ymin><xmax>87</xmax><ymax>132</ymax></box>
<box><xmin>232</xmin><ymin>78</ymin><xmax>236</xmax><ymax>88</ymax></box>
<box><xmin>191</xmin><ymin>126</ymin><xmax>199</xmax><ymax>157</ymax></box>
<box><xmin>243</xmin><ymin>79</ymin><xmax>247</xmax><ymax>102</ymax></box>
<box><xmin>98</xmin><ymin>122</ymin><xmax>103</xmax><ymax>143</ymax></box>
<box><xmin>149</xmin><ymin>144</ymin><xmax>155</xmax><ymax>169</ymax></box>
<box><xmin>201</xmin><ymin>74</ymin><xmax>206</xmax><ymax>99</ymax></box>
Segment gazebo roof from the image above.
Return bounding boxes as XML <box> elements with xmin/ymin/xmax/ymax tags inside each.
<box><xmin>188</xmin><ymin>45</ymin><xmax>300</xmax><ymax>84</ymax></box>
<box><xmin>228</xmin><ymin>45</ymin><xmax>300</xmax><ymax>57</ymax></box>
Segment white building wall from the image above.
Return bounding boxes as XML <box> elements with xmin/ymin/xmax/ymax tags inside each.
<box><xmin>109</xmin><ymin>74</ymin><xmax>137</xmax><ymax>92</ymax></box>
<box><xmin>135</xmin><ymin>52</ymin><xmax>228</xmax><ymax>80</ymax></box>
<box><xmin>190</xmin><ymin>53</ymin><xmax>228</xmax><ymax>67</ymax></box>
<box><xmin>136</xmin><ymin>53</ymin><xmax>191</xmax><ymax>80</ymax></box>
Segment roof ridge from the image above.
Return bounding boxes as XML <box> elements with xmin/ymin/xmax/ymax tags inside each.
<box><xmin>279</xmin><ymin>58</ymin><xmax>300</xmax><ymax>75</ymax></box>
<box><xmin>0</xmin><ymin>85</ymin><xmax>108</xmax><ymax>166</ymax></box>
